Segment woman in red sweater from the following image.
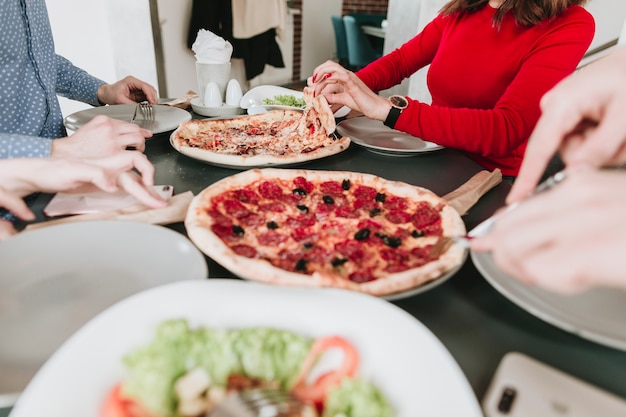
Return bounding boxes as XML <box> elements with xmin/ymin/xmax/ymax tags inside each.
<box><xmin>311</xmin><ymin>0</ymin><xmax>594</xmax><ymax>177</ymax></box>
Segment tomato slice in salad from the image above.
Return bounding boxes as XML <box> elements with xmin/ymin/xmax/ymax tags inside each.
<box><xmin>101</xmin><ymin>383</ymin><xmax>151</xmax><ymax>417</ymax></box>
<box><xmin>292</xmin><ymin>335</ymin><xmax>360</xmax><ymax>406</ymax></box>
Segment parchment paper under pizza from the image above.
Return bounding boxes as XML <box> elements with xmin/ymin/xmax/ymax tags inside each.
<box><xmin>185</xmin><ymin>168</ymin><xmax>467</xmax><ymax>297</ymax></box>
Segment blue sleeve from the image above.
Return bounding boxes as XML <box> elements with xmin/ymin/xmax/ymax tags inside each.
<box><xmin>55</xmin><ymin>54</ymin><xmax>106</xmax><ymax>107</ymax></box>
<box><xmin>0</xmin><ymin>135</ymin><xmax>53</xmax><ymax>159</ymax></box>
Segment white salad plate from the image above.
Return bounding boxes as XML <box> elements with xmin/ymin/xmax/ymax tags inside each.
<box><xmin>0</xmin><ymin>221</ymin><xmax>208</xmax><ymax>407</ymax></box>
<box><xmin>240</xmin><ymin>84</ymin><xmax>350</xmax><ymax>118</ymax></box>
<box><xmin>240</xmin><ymin>85</ymin><xmax>304</xmax><ymax>110</ymax></box>
<box><xmin>337</xmin><ymin>117</ymin><xmax>444</xmax><ymax>156</ymax></box>
<box><xmin>64</xmin><ymin>104</ymin><xmax>192</xmax><ymax>134</ymax></box>
<box><xmin>472</xmin><ymin>251</ymin><xmax>626</xmax><ymax>352</ymax></box>
<box><xmin>10</xmin><ymin>280</ymin><xmax>483</xmax><ymax>417</ymax></box>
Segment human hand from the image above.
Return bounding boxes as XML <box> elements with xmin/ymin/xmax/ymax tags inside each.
<box><xmin>310</xmin><ymin>60</ymin><xmax>390</xmax><ymax>121</ymax></box>
<box><xmin>508</xmin><ymin>46</ymin><xmax>626</xmax><ymax>203</ymax></box>
<box><xmin>472</xmin><ymin>169</ymin><xmax>626</xmax><ymax>294</ymax></box>
<box><xmin>97</xmin><ymin>75</ymin><xmax>159</xmax><ymax>105</ymax></box>
<box><xmin>0</xmin><ymin>220</ymin><xmax>18</xmax><ymax>240</ymax></box>
<box><xmin>52</xmin><ymin>115</ymin><xmax>150</xmax><ymax>158</ymax></box>
<box><xmin>0</xmin><ymin>153</ymin><xmax>167</xmax><ymax>210</ymax></box>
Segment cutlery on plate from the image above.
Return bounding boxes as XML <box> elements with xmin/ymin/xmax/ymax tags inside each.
<box><xmin>129</xmin><ymin>104</ymin><xmax>139</xmax><ymax>124</ymax></box>
<box><xmin>208</xmin><ymin>388</ymin><xmax>303</xmax><ymax>417</ymax></box>
<box><xmin>430</xmin><ymin>170</ymin><xmax>568</xmax><ymax>256</ymax></box>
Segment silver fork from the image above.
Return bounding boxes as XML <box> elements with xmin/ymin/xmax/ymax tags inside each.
<box><xmin>430</xmin><ymin>169</ymin><xmax>568</xmax><ymax>257</ymax></box>
<box><xmin>139</xmin><ymin>100</ymin><xmax>154</xmax><ymax>121</ymax></box>
<box><xmin>208</xmin><ymin>388</ymin><xmax>303</xmax><ymax>417</ymax></box>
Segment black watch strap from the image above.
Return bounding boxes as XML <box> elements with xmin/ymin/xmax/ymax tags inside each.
<box><xmin>384</xmin><ymin>106</ymin><xmax>402</xmax><ymax>129</ymax></box>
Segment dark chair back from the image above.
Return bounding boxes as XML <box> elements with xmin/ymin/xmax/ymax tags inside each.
<box><xmin>343</xmin><ymin>15</ymin><xmax>383</xmax><ymax>70</ymax></box>
<box><xmin>331</xmin><ymin>15</ymin><xmax>349</xmax><ymax>67</ymax></box>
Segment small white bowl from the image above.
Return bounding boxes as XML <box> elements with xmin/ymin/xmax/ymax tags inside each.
<box><xmin>191</xmin><ymin>97</ymin><xmax>244</xmax><ymax>118</ymax></box>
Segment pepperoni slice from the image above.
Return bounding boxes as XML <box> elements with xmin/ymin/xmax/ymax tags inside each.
<box><xmin>258</xmin><ymin>201</ymin><xmax>286</xmax><ymax>213</ymax></box>
<box><xmin>385</xmin><ymin>210</ymin><xmax>412</xmax><ymax>224</ymax></box>
<box><xmin>223</xmin><ymin>199</ymin><xmax>250</xmax><ymax>219</ymax></box>
<box><xmin>258</xmin><ymin>180</ymin><xmax>283</xmax><ymax>199</ymax></box>
<box><xmin>239</xmin><ymin>212</ymin><xmax>265</xmax><ymax>227</ymax></box>
<box><xmin>319</xmin><ymin>181</ymin><xmax>345</xmax><ymax>196</ymax></box>
<box><xmin>231</xmin><ymin>244</ymin><xmax>258</xmax><ymax>258</ymax></box>
<box><xmin>257</xmin><ymin>231</ymin><xmax>288</xmax><ymax>246</ymax></box>
<box><xmin>291</xmin><ymin>227</ymin><xmax>319</xmax><ymax>242</ymax></box>
<box><xmin>348</xmin><ymin>268</ymin><xmax>376</xmax><ymax>283</ymax></box>
<box><xmin>232</xmin><ymin>187</ymin><xmax>260</xmax><ymax>204</ymax></box>
<box><xmin>293</xmin><ymin>176</ymin><xmax>315</xmax><ymax>193</ymax></box>
<box><xmin>384</xmin><ymin>195</ymin><xmax>408</xmax><ymax>210</ymax></box>
<box><xmin>335</xmin><ymin>239</ymin><xmax>364</xmax><ymax>261</ymax></box>
<box><xmin>411</xmin><ymin>201</ymin><xmax>441</xmax><ymax>229</ymax></box>
<box><xmin>286</xmin><ymin>213</ymin><xmax>317</xmax><ymax>228</ymax></box>
<box><xmin>352</xmin><ymin>185</ymin><xmax>377</xmax><ymax>201</ymax></box>
<box><xmin>334</xmin><ymin>207</ymin><xmax>359</xmax><ymax>218</ymax></box>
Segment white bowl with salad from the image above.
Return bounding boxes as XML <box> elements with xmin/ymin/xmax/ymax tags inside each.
<box><xmin>9</xmin><ymin>280</ymin><xmax>483</xmax><ymax>417</ymax></box>
<box><xmin>240</xmin><ymin>85</ymin><xmax>306</xmax><ymax>115</ymax></box>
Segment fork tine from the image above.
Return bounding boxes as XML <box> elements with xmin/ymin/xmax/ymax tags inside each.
<box><xmin>139</xmin><ymin>101</ymin><xmax>154</xmax><ymax>121</ymax></box>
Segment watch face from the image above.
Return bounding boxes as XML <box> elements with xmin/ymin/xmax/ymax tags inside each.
<box><xmin>390</xmin><ymin>95</ymin><xmax>408</xmax><ymax>109</ymax></box>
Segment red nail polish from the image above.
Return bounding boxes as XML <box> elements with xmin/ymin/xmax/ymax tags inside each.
<box><xmin>312</xmin><ymin>74</ymin><xmax>317</xmax><ymax>83</ymax></box>
<box><xmin>325</xmin><ymin>73</ymin><xmax>332</xmax><ymax>79</ymax></box>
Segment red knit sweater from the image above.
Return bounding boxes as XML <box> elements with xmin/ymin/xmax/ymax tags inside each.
<box><xmin>356</xmin><ymin>5</ymin><xmax>594</xmax><ymax>176</ymax></box>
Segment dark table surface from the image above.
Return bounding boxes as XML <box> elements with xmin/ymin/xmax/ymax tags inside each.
<box><xmin>2</xmin><ymin>119</ymin><xmax>626</xmax><ymax>416</ymax></box>
<box><xmin>145</xmin><ymin>126</ymin><xmax>626</xmax><ymax>401</ymax></box>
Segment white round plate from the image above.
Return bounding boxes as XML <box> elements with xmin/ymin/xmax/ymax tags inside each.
<box><xmin>337</xmin><ymin>117</ymin><xmax>444</xmax><ymax>156</ymax></box>
<box><xmin>64</xmin><ymin>104</ymin><xmax>192</xmax><ymax>134</ymax></box>
<box><xmin>383</xmin><ymin>249</ymin><xmax>468</xmax><ymax>300</ymax></box>
<box><xmin>190</xmin><ymin>97</ymin><xmax>245</xmax><ymax>117</ymax></box>
<box><xmin>0</xmin><ymin>221</ymin><xmax>208</xmax><ymax>406</ymax></box>
<box><xmin>9</xmin><ymin>280</ymin><xmax>482</xmax><ymax>417</ymax></box>
<box><xmin>472</xmin><ymin>251</ymin><xmax>626</xmax><ymax>351</ymax></box>
<box><xmin>239</xmin><ymin>85</ymin><xmax>304</xmax><ymax>109</ymax></box>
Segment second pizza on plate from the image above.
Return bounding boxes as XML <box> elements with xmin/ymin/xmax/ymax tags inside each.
<box><xmin>170</xmin><ymin>87</ymin><xmax>350</xmax><ymax>168</ymax></box>
<box><xmin>185</xmin><ymin>168</ymin><xmax>467</xmax><ymax>297</ymax></box>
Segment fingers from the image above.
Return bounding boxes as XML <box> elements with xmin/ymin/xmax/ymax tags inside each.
<box><xmin>0</xmin><ymin>220</ymin><xmax>17</xmax><ymax>241</ymax></box>
<box><xmin>0</xmin><ymin>187</ymin><xmax>35</xmax><ymax>220</ymax></box>
<box><xmin>568</xmin><ymin>102</ymin><xmax>626</xmax><ymax>168</ymax></box>
<box><xmin>116</xmin><ymin>171</ymin><xmax>167</xmax><ymax>209</ymax></box>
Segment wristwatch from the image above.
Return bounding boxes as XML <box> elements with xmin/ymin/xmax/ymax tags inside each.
<box><xmin>383</xmin><ymin>95</ymin><xmax>409</xmax><ymax>129</ymax></box>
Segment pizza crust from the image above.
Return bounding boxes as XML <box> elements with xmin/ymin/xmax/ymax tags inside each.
<box><xmin>186</xmin><ymin>168</ymin><xmax>467</xmax><ymax>297</ymax></box>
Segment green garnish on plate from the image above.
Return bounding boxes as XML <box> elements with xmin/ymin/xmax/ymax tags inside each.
<box><xmin>263</xmin><ymin>94</ymin><xmax>306</xmax><ymax>108</ymax></box>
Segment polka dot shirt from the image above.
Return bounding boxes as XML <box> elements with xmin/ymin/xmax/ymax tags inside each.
<box><xmin>0</xmin><ymin>0</ymin><xmax>106</xmax><ymax>159</ymax></box>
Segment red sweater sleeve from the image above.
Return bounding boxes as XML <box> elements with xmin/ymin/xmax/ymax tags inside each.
<box><xmin>357</xmin><ymin>6</ymin><xmax>595</xmax><ymax>176</ymax></box>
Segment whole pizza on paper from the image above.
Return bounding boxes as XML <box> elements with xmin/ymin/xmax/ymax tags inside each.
<box><xmin>185</xmin><ymin>168</ymin><xmax>467</xmax><ymax>296</ymax></box>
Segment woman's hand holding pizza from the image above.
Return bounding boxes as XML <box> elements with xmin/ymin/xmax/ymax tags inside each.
<box><xmin>509</xmin><ymin>46</ymin><xmax>626</xmax><ymax>203</ymax></box>
<box><xmin>309</xmin><ymin>60</ymin><xmax>391</xmax><ymax>121</ymax></box>
<box><xmin>472</xmin><ymin>169</ymin><xmax>626</xmax><ymax>294</ymax></box>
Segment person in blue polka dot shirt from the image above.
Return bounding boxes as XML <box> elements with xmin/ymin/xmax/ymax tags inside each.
<box><xmin>0</xmin><ymin>0</ymin><xmax>159</xmax><ymax>160</ymax></box>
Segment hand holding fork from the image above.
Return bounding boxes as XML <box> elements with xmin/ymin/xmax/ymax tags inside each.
<box><xmin>130</xmin><ymin>101</ymin><xmax>154</xmax><ymax>125</ymax></box>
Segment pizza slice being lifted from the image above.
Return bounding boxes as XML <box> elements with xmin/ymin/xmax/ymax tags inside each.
<box><xmin>170</xmin><ymin>87</ymin><xmax>350</xmax><ymax>167</ymax></box>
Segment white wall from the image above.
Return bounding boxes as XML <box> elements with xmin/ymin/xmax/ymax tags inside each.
<box><xmin>47</xmin><ymin>0</ymin><xmax>157</xmax><ymax>117</ymax></box>
<box><xmin>301</xmin><ymin>0</ymin><xmax>342</xmax><ymax>80</ymax></box>
<box><xmin>157</xmin><ymin>0</ymin><xmax>296</xmax><ymax>98</ymax></box>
